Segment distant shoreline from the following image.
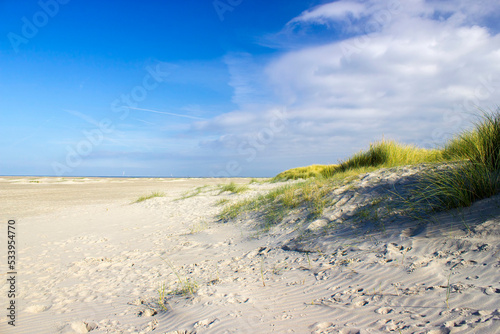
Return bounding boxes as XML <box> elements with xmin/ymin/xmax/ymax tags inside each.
<box><xmin>0</xmin><ymin>175</ymin><xmax>266</xmax><ymax>179</ymax></box>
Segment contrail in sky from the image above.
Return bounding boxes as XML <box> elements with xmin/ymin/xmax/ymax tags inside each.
<box><xmin>127</xmin><ymin>107</ymin><xmax>205</xmax><ymax>120</ymax></box>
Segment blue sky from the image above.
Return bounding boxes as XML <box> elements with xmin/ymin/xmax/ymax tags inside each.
<box><xmin>1</xmin><ymin>0</ymin><xmax>500</xmax><ymax>177</ymax></box>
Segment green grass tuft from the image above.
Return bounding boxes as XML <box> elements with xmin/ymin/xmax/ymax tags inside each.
<box><xmin>273</xmin><ymin>164</ymin><xmax>338</xmax><ymax>181</ymax></box>
<box><xmin>134</xmin><ymin>191</ymin><xmax>165</xmax><ymax>203</ymax></box>
<box><xmin>218</xmin><ymin>181</ymin><xmax>249</xmax><ymax>194</ymax></box>
<box><xmin>176</xmin><ymin>185</ymin><xmax>209</xmax><ymax>201</ymax></box>
<box><xmin>218</xmin><ymin>178</ymin><xmax>338</xmax><ymax>230</ymax></box>
<box><xmin>443</xmin><ymin>110</ymin><xmax>500</xmax><ymax>170</ymax></box>
<box><xmin>219</xmin><ymin>108</ymin><xmax>500</xmax><ymax>233</ymax></box>
<box><xmin>415</xmin><ymin>109</ymin><xmax>500</xmax><ymax>211</ymax></box>
<box><xmin>215</xmin><ymin>198</ymin><xmax>230</xmax><ymax>206</ymax></box>
<box><xmin>273</xmin><ymin>140</ymin><xmax>441</xmax><ymax>182</ymax></box>
<box><xmin>338</xmin><ymin>139</ymin><xmax>442</xmax><ymax>172</ymax></box>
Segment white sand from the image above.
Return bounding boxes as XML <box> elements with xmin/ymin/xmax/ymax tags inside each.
<box><xmin>0</xmin><ymin>172</ymin><xmax>499</xmax><ymax>334</ymax></box>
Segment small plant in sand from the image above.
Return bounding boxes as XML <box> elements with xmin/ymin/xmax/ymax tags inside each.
<box><xmin>218</xmin><ymin>181</ymin><xmax>249</xmax><ymax>194</ymax></box>
<box><xmin>215</xmin><ymin>198</ymin><xmax>230</xmax><ymax>206</ymax></box>
<box><xmin>445</xmin><ymin>271</ymin><xmax>453</xmax><ymax>309</ymax></box>
<box><xmin>172</xmin><ymin>279</ymin><xmax>199</xmax><ymax>296</ymax></box>
<box><xmin>306</xmin><ymin>251</ymin><xmax>312</xmax><ymax>269</ymax></box>
<box><xmin>188</xmin><ymin>220</ymin><xmax>208</xmax><ymax>234</ymax></box>
<box><xmin>260</xmin><ymin>257</ymin><xmax>266</xmax><ymax>287</ymax></box>
<box><xmin>159</xmin><ymin>256</ymin><xmax>198</xmax><ymax>297</ymax></box>
<box><xmin>271</xmin><ymin>261</ymin><xmax>286</xmax><ymax>275</ymax></box>
<box><xmin>134</xmin><ymin>191</ymin><xmax>165</xmax><ymax>203</ymax></box>
<box><xmin>157</xmin><ymin>282</ymin><xmax>169</xmax><ymax>311</ymax></box>
<box><xmin>176</xmin><ymin>185</ymin><xmax>209</xmax><ymax>200</ymax></box>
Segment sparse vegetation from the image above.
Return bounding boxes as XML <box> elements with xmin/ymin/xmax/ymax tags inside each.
<box><xmin>273</xmin><ymin>164</ymin><xmax>338</xmax><ymax>181</ymax></box>
<box><xmin>176</xmin><ymin>185</ymin><xmax>209</xmax><ymax>201</ymax></box>
<box><xmin>215</xmin><ymin>198</ymin><xmax>230</xmax><ymax>206</ymax></box>
<box><xmin>219</xmin><ymin>178</ymin><xmax>339</xmax><ymax>231</ymax></box>
<box><xmin>157</xmin><ymin>283</ymin><xmax>169</xmax><ymax>311</ymax></box>
<box><xmin>338</xmin><ymin>139</ymin><xmax>442</xmax><ymax>172</ymax></box>
<box><xmin>445</xmin><ymin>270</ymin><xmax>452</xmax><ymax>309</ymax></box>
<box><xmin>414</xmin><ymin>110</ymin><xmax>500</xmax><ymax>211</ymax></box>
<box><xmin>218</xmin><ymin>181</ymin><xmax>249</xmax><ymax>194</ymax></box>
<box><xmin>260</xmin><ymin>257</ymin><xmax>266</xmax><ymax>287</ymax></box>
<box><xmin>134</xmin><ymin>191</ymin><xmax>165</xmax><ymax>203</ymax></box>
<box><xmin>218</xmin><ymin>109</ymin><xmax>500</xmax><ymax>233</ymax></box>
<box><xmin>159</xmin><ymin>256</ymin><xmax>198</xmax><ymax>297</ymax></box>
<box><xmin>188</xmin><ymin>221</ymin><xmax>208</xmax><ymax>234</ymax></box>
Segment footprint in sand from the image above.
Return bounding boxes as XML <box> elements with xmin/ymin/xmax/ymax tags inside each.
<box><xmin>426</xmin><ymin>328</ymin><xmax>451</xmax><ymax>334</ymax></box>
<box><xmin>310</xmin><ymin>322</ymin><xmax>336</xmax><ymax>333</ymax></box>
<box><xmin>24</xmin><ymin>304</ymin><xmax>50</xmax><ymax>313</ymax></box>
<box><xmin>482</xmin><ymin>286</ymin><xmax>500</xmax><ymax>295</ymax></box>
<box><xmin>375</xmin><ymin>306</ymin><xmax>394</xmax><ymax>314</ymax></box>
<box><xmin>353</xmin><ymin>300</ymin><xmax>369</xmax><ymax>307</ymax></box>
<box><xmin>339</xmin><ymin>328</ymin><xmax>361</xmax><ymax>334</ymax></box>
<box><xmin>70</xmin><ymin>321</ymin><xmax>98</xmax><ymax>333</ymax></box>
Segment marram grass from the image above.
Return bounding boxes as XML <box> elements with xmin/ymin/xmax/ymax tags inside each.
<box><xmin>218</xmin><ymin>181</ymin><xmax>249</xmax><ymax>194</ymax></box>
<box><xmin>219</xmin><ymin>178</ymin><xmax>339</xmax><ymax>230</ymax></box>
<box><xmin>273</xmin><ymin>164</ymin><xmax>338</xmax><ymax>181</ymax></box>
<box><xmin>134</xmin><ymin>191</ymin><xmax>165</xmax><ymax>203</ymax></box>
<box><xmin>338</xmin><ymin>139</ymin><xmax>443</xmax><ymax>172</ymax></box>
<box><xmin>442</xmin><ymin>110</ymin><xmax>500</xmax><ymax>171</ymax></box>
<box><xmin>416</xmin><ymin>110</ymin><xmax>500</xmax><ymax>211</ymax></box>
<box><xmin>274</xmin><ymin>140</ymin><xmax>442</xmax><ymax>182</ymax></box>
<box><xmin>414</xmin><ymin>162</ymin><xmax>500</xmax><ymax>211</ymax></box>
<box><xmin>220</xmin><ymin>108</ymin><xmax>500</xmax><ymax>228</ymax></box>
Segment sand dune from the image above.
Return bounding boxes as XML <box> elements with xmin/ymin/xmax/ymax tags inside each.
<box><xmin>0</xmin><ymin>171</ymin><xmax>499</xmax><ymax>333</ymax></box>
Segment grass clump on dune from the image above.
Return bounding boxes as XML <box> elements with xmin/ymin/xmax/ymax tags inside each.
<box><xmin>220</xmin><ymin>108</ymin><xmax>500</xmax><ymax>227</ymax></box>
<box><xmin>134</xmin><ymin>191</ymin><xmax>165</xmax><ymax>203</ymax></box>
<box><xmin>416</xmin><ymin>110</ymin><xmax>500</xmax><ymax>210</ymax></box>
<box><xmin>273</xmin><ymin>164</ymin><xmax>338</xmax><ymax>181</ymax></box>
<box><xmin>274</xmin><ymin>140</ymin><xmax>441</xmax><ymax>182</ymax></box>
<box><xmin>219</xmin><ymin>178</ymin><xmax>337</xmax><ymax>230</ymax></box>
<box><xmin>442</xmin><ymin>110</ymin><xmax>500</xmax><ymax>169</ymax></box>
<box><xmin>338</xmin><ymin>139</ymin><xmax>443</xmax><ymax>172</ymax></box>
<box><xmin>218</xmin><ymin>181</ymin><xmax>249</xmax><ymax>194</ymax></box>
<box><xmin>176</xmin><ymin>185</ymin><xmax>209</xmax><ymax>201</ymax></box>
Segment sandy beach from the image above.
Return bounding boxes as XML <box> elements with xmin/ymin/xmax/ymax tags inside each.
<box><xmin>1</xmin><ymin>171</ymin><xmax>499</xmax><ymax>334</ymax></box>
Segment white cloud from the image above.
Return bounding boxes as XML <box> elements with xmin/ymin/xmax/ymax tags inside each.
<box><xmin>193</xmin><ymin>0</ymin><xmax>500</xmax><ymax>175</ymax></box>
<box><xmin>266</xmin><ymin>1</ymin><xmax>500</xmax><ymax>143</ymax></box>
<box><xmin>290</xmin><ymin>1</ymin><xmax>368</xmax><ymax>24</ymax></box>
<box><xmin>223</xmin><ymin>53</ymin><xmax>275</xmax><ymax>108</ymax></box>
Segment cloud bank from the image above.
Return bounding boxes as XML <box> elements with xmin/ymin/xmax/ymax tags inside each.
<box><xmin>194</xmin><ymin>0</ymin><xmax>500</xmax><ymax>176</ymax></box>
